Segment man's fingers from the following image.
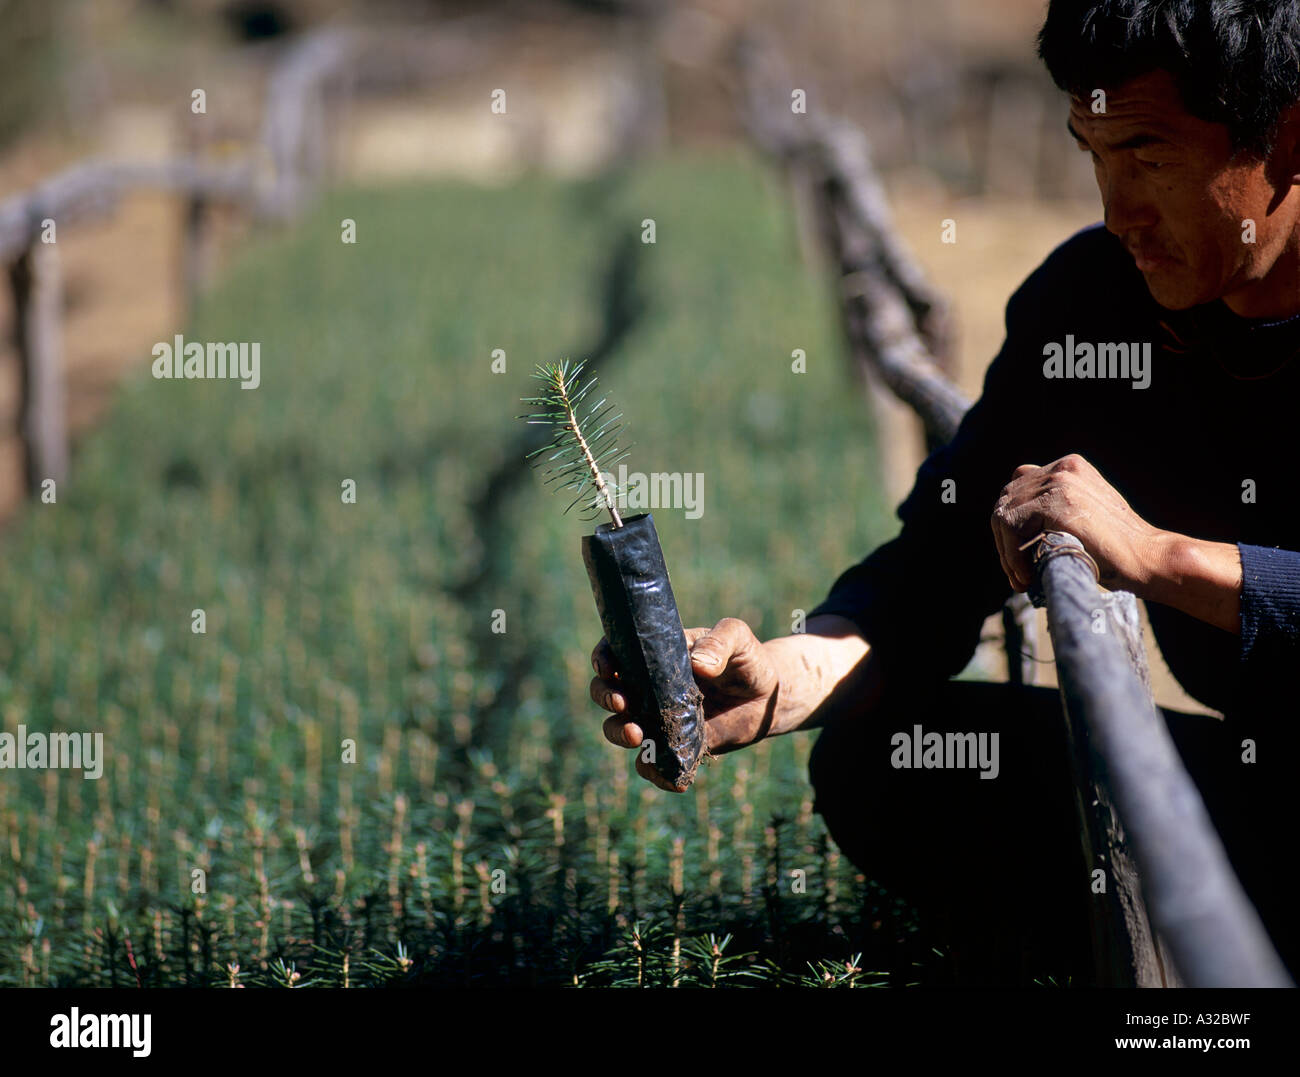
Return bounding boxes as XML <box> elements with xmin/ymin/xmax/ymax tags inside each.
<box><xmin>1011</xmin><ymin>530</ymin><xmax>1044</xmax><ymax>591</ymax></box>
<box><xmin>595</xmin><ymin>629</ymin><xmax>710</xmax><ymax>680</ymax></box>
<box><xmin>991</xmin><ymin>503</ymin><xmax>1017</xmax><ymax>590</ymax></box>
<box><xmin>595</xmin><ymin>623</ymin><xmax>730</xmax><ymax>793</ymax></box>
<box><xmin>591</xmin><ymin>638</ymin><xmax>617</xmax><ymax>679</ymax></box>
<box><xmin>689</xmin><ymin>617</ymin><xmax>754</xmax><ymax>676</ymax></box>
<box><xmin>1001</xmin><ymin>526</ymin><xmax>1032</xmax><ymax>591</ymax></box>
<box><xmin>992</xmin><ymin>486</ymin><xmax>1035</xmax><ymax>592</ymax></box>
<box><xmin>603</xmin><ymin>713</ymin><xmax>643</xmax><ymax>748</ymax></box>
<box><xmin>635</xmin><ymin>753</ymin><xmax>680</xmax><ymax>792</ymax></box>
<box><xmin>684</xmin><ymin>626</ymin><xmax>713</xmax><ymax>670</ymax></box>
<box><xmin>591</xmin><ymin>627</ymin><xmax>714</xmax><ymax>793</ymax></box>
<box><xmin>590</xmin><ymin>675</ymin><xmax>627</xmax><ymax>714</ymax></box>
<box><xmin>604</xmin><ymin>719</ymin><xmax>682</xmax><ymax>791</ymax></box>
<box><xmin>992</xmin><ymin>464</ymin><xmax>1056</xmax><ymax>591</ymax></box>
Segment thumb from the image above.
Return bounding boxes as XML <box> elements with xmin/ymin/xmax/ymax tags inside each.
<box><xmin>690</xmin><ymin>637</ymin><xmax>726</xmax><ymax>675</ymax></box>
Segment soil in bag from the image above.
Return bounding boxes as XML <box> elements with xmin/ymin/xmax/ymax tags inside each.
<box><xmin>581</xmin><ymin>512</ymin><xmax>707</xmax><ymax>790</ymax></box>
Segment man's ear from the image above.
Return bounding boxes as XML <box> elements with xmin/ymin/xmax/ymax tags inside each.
<box><xmin>1254</xmin><ymin>101</ymin><xmax>1300</xmax><ymax>210</ymax></box>
<box><xmin>1275</xmin><ymin>101</ymin><xmax>1300</xmax><ymax>185</ymax></box>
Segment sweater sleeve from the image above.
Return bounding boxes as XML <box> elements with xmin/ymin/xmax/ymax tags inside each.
<box><xmin>808</xmin><ymin>273</ymin><xmax>1058</xmax><ymax>682</ymax></box>
<box><xmin>1237</xmin><ymin>542</ymin><xmax>1300</xmax><ymax>670</ymax></box>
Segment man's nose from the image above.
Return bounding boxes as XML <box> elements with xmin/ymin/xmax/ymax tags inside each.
<box><xmin>1101</xmin><ymin>173</ymin><xmax>1158</xmax><ymax>237</ymax></box>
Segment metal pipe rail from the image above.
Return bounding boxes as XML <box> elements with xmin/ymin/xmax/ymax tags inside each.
<box><xmin>1030</xmin><ymin>531</ymin><xmax>1293</xmax><ymax>987</ymax></box>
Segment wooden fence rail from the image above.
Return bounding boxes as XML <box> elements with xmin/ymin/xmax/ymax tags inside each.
<box><xmin>0</xmin><ymin>27</ymin><xmax>358</xmax><ymax>499</ymax></box>
<box><xmin>732</xmin><ymin>32</ymin><xmax>1290</xmax><ymax>987</ymax></box>
<box><xmin>733</xmin><ymin>32</ymin><xmax>1039</xmax><ymax>688</ymax></box>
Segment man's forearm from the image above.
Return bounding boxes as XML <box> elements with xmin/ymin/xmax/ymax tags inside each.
<box><xmin>760</xmin><ymin>614</ymin><xmax>884</xmax><ymax>735</ymax></box>
<box><xmin>1141</xmin><ymin>531</ymin><xmax>1243</xmax><ymax>634</ymax></box>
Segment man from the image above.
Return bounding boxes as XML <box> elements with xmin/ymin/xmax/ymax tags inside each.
<box><xmin>591</xmin><ymin>0</ymin><xmax>1300</xmax><ymax>984</ymax></box>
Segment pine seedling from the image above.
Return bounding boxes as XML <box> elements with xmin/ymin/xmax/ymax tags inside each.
<box><xmin>519</xmin><ymin>358</ymin><xmax>707</xmax><ymax>791</ymax></box>
<box><xmin>519</xmin><ymin>359</ymin><xmax>631</xmax><ymax>525</ymax></box>
<box><xmin>679</xmin><ymin>932</ymin><xmax>769</xmax><ymax>987</ymax></box>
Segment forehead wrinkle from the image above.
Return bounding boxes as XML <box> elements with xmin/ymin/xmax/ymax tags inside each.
<box><xmin>1067</xmin><ymin>111</ymin><xmax>1181</xmax><ymax>152</ymax></box>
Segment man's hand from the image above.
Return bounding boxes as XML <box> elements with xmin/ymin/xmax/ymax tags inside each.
<box><xmin>990</xmin><ymin>453</ymin><xmax>1171</xmax><ymax>595</ymax></box>
<box><xmin>590</xmin><ymin>617</ymin><xmax>780</xmax><ymax>792</ymax></box>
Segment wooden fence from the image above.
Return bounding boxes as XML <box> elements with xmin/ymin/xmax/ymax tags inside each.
<box><xmin>733</xmin><ymin>32</ymin><xmax>1039</xmax><ymax>689</ymax></box>
<box><xmin>0</xmin><ymin>26</ymin><xmax>359</xmax><ymax>497</ymax></box>
<box><xmin>732</xmin><ymin>32</ymin><xmax>1292</xmax><ymax>988</ymax></box>
<box><xmin>0</xmin><ymin>16</ymin><xmax>661</xmax><ymax>505</ymax></box>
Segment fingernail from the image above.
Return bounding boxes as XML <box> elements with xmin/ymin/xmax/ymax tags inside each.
<box><xmin>693</xmin><ymin>650</ymin><xmax>717</xmax><ymax>667</ymax></box>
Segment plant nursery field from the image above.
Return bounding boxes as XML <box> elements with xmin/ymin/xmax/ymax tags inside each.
<box><xmin>0</xmin><ymin>148</ymin><xmax>940</xmax><ymax>987</ymax></box>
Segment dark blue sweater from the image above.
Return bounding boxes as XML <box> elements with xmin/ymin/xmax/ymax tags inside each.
<box><xmin>809</xmin><ymin>222</ymin><xmax>1300</xmax><ymax>723</ymax></box>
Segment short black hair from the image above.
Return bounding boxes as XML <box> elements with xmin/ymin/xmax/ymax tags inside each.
<box><xmin>1037</xmin><ymin>0</ymin><xmax>1300</xmax><ymax>159</ymax></box>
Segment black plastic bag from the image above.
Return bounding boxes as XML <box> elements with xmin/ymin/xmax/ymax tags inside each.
<box><xmin>581</xmin><ymin>512</ymin><xmax>707</xmax><ymax>790</ymax></box>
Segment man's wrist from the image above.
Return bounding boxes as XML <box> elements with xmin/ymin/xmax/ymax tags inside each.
<box><xmin>762</xmin><ymin>618</ymin><xmax>877</xmax><ymax>736</ymax></box>
<box><xmin>1141</xmin><ymin>530</ymin><xmax>1243</xmax><ymax>633</ymax></box>
<box><xmin>760</xmin><ymin>635</ymin><xmax>823</xmax><ymax>737</ymax></box>
<box><xmin>1137</xmin><ymin>529</ymin><xmax>1185</xmax><ymax>599</ymax></box>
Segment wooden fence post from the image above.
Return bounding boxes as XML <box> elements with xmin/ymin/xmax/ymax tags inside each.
<box><xmin>984</xmin><ymin>73</ymin><xmax>1044</xmax><ymax>199</ymax></box>
<box><xmin>1000</xmin><ymin>594</ymin><xmax>1037</xmax><ymax>687</ymax></box>
<box><xmin>0</xmin><ymin>28</ymin><xmax>359</xmax><ymax>511</ymax></box>
<box><xmin>734</xmin><ymin>36</ymin><xmax>1038</xmax><ymax>687</ymax></box>
<box><xmin>181</xmin><ymin>192</ymin><xmax>213</xmax><ymax>315</ymax></box>
<box><xmin>9</xmin><ymin>237</ymin><xmax>68</xmax><ymax>495</ymax></box>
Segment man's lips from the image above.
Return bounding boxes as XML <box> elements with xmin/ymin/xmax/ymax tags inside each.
<box><xmin>1129</xmin><ymin>247</ymin><xmax>1176</xmax><ymax>271</ymax></box>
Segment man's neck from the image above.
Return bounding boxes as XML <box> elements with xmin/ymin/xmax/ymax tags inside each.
<box><xmin>1222</xmin><ymin>231</ymin><xmax>1300</xmax><ymax>320</ymax></box>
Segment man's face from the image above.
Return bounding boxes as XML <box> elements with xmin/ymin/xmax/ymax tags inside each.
<box><xmin>1068</xmin><ymin>69</ymin><xmax>1300</xmax><ymax>315</ymax></box>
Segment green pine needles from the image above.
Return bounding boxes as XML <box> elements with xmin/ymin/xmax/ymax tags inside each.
<box><xmin>520</xmin><ymin>358</ymin><xmax>631</xmax><ymax>526</ymax></box>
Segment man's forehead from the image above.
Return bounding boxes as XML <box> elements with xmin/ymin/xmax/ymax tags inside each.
<box><xmin>1069</xmin><ymin>67</ymin><xmax>1181</xmax><ymax>104</ymax></box>
<box><xmin>1067</xmin><ymin>72</ymin><xmax>1206</xmax><ymax>143</ymax></box>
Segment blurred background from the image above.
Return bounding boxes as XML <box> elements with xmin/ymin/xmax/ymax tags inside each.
<box><xmin>0</xmin><ymin>0</ymin><xmax>1197</xmax><ymax>988</ymax></box>
<box><xmin>0</xmin><ymin>0</ymin><xmax>1108</xmax><ymax>516</ymax></box>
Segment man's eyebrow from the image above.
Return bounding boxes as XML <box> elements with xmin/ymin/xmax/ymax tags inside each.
<box><xmin>1066</xmin><ymin>119</ymin><xmax>1174</xmax><ymax>151</ymax></box>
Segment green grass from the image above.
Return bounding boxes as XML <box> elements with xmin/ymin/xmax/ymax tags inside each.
<box><xmin>0</xmin><ymin>148</ymin><xmax>932</xmax><ymax>986</ymax></box>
